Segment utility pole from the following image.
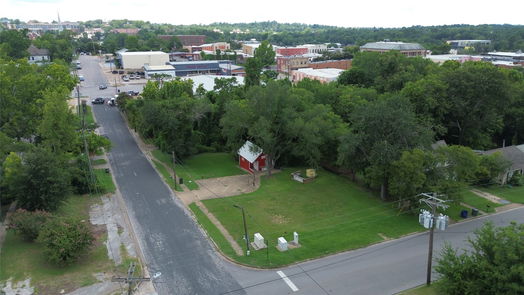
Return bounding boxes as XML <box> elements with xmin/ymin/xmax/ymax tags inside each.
<box><xmin>233</xmin><ymin>204</ymin><xmax>250</xmax><ymax>256</ymax></box>
<box><xmin>418</xmin><ymin>192</ymin><xmax>449</xmax><ymax>286</ymax></box>
<box><xmin>172</xmin><ymin>150</ymin><xmax>177</xmax><ymax>184</ymax></box>
<box><xmin>111</xmin><ymin>262</ymin><xmax>160</xmax><ymax>295</ymax></box>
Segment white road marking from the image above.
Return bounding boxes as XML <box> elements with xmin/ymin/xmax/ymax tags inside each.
<box><xmin>277</xmin><ymin>271</ymin><xmax>299</xmax><ymax>292</ymax></box>
<box><xmin>133</xmin><ymin>171</ymin><xmax>137</xmax><ymax>176</ymax></box>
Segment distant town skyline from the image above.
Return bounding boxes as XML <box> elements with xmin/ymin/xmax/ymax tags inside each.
<box><xmin>2</xmin><ymin>0</ymin><xmax>523</xmax><ymax>28</ymax></box>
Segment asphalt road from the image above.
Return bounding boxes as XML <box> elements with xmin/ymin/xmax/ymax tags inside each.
<box><xmin>79</xmin><ymin>55</ymin><xmax>245</xmax><ymax>295</ymax></box>
<box><xmin>78</xmin><ymin>55</ymin><xmax>524</xmax><ymax>295</ymax></box>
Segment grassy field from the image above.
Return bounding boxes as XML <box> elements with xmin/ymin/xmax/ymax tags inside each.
<box><xmin>195</xmin><ymin>168</ymin><xmax>422</xmax><ymax>267</ymax></box>
<box><xmin>94</xmin><ymin>168</ymin><xmax>116</xmax><ymax>194</ymax></box>
<box><xmin>83</xmin><ymin>105</ymin><xmax>97</xmax><ymax>130</ymax></box>
<box><xmin>151</xmin><ymin>159</ymin><xmax>183</xmax><ymax>191</ymax></box>
<box><xmin>460</xmin><ymin>190</ymin><xmax>502</xmax><ymax>212</ymax></box>
<box><xmin>0</xmin><ymin>195</ymin><xmax>113</xmax><ymax>294</ymax></box>
<box><xmin>397</xmin><ymin>283</ymin><xmax>441</xmax><ymax>295</ymax></box>
<box><xmin>92</xmin><ymin>158</ymin><xmax>107</xmax><ymax>166</ymax></box>
<box><xmin>151</xmin><ymin>151</ymin><xmax>245</xmax><ymax>190</ymax></box>
<box><xmin>479</xmin><ymin>185</ymin><xmax>524</xmax><ymax>204</ymax></box>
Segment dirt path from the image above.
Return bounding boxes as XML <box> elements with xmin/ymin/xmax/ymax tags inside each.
<box><xmin>470</xmin><ymin>189</ymin><xmax>511</xmax><ymax>204</ymax></box>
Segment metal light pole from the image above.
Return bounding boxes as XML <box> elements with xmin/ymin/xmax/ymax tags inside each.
<box><xmin>233</xmin><ymin>204</ymin><xmax>250</xmax><ymax>256</ymax></box>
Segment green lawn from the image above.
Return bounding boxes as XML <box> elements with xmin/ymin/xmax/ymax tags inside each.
<box><xmin>94</xmin><ymin>168</ymin><xmax>116</xmax><ymax>194</ymax></box>
<box><xmin>397</xmin><ymin>283</ymin><xmax>441</xmax><ymax>295</ymax></box>
<box><xmin>92</xmin><ymin>158</ymin><xmax>107</xmax><ymax>166</ymax></box>
<box><xmin>82</xmin><ymin>105</ymin><xmax>97</xmax><ymax>130</ymax></box>
<box><xmin>0</xmin><ymin>195</ymin><xmax>113</xmax><ymax>294</ymax></box>
<box><xmin>195</xmin><ymin>168</ymin><xmax>422</xmax><ymax>268</ymax></box>
<box><xmin>151</xmin><ymin>151</ymin><xmax>245</xmax><ymax>191</ymax></box>
<box><xmin>151</xmin><ymin>159</ymin><xmax>182</xmax><ymax>192</ymax></box>
<box><xmin>480</xmin><ymin>185</ymin><xmax>524</xmax><ymax>204</ymax></box>
<box><xmin>459</xmin><ymin>190</ymin><xmax>502</xmax><ymax>213</ymax></box>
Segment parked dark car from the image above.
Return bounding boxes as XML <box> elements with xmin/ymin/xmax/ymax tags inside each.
<box><xmin>91</xmin><ymin>97</ymin><xmax>105</xmax><ymax>104</ymax></box>
<box><xmin>99</xmin><ymin>84</ymin><xmax>107</xmax><ymax>90</ymax></box>
<box><xmin>118</xmin><ymin>70</ymin><xmax>124</xmax><ymax>74</ymax></box>
<box><xmin>127</xmin><ymin>90</ymin><xmax>140</xmax><ymax>96</ymax></box>
<box><xmin>112</xmin><ymin>70</ymin><xmax>118</xmax><ymax>74</ymax></box>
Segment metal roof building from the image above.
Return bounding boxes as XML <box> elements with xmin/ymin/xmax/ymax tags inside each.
<box><xmin>361</xmin><ymin>41</ymin><xmax>426</xmax><ymax>57</ymax></box>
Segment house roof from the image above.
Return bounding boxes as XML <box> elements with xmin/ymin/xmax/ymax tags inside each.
<box><xmin>482</xmin><ymin>144</ymin><xmax>524</xmax><ymax>170</ymax></box>
<box><xmin>28</xmin><ymin>44</ymin><xmax>49</xmax><ymax>56</ymax></box>
<box><xmin>238</xmin><ymin>141</ymin><xmax>263</xmax><ymax>163</ymax></box>
<box><xmin>361</xmin><ymin>41</ymin><xmax>425</xmax><ymax>51</ymax></box>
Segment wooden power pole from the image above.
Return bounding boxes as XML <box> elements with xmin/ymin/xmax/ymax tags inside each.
<box><xmin>111</xmin><ymin>262</ymin><xmax>156</xmax><ymax>295</ymax></box>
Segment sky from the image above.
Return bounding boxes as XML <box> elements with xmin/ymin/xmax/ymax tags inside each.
<box><xmin>2</xmin><ymin>0</ymin><xmax>524</xmax><ymax>28</ymax></box>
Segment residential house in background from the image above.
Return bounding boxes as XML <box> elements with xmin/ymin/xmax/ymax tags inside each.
<box><xmin>360</xmin><ymin>41</ymin><xmax>426</xmax><ymax>57</ymax></box>
<box><xmin>27</xmin><ymin>44</ymin><xmax>50</xmax><ymax>64</ymax></box>
<box><xmin>111</xmin><ymin>28</ymin><xmax>140</xmax><ymax>35</ymax></box>
<box><xmin>481</xmin><ymin>144</ymin><xmax>524</xmax><ymax>184</ymax></box>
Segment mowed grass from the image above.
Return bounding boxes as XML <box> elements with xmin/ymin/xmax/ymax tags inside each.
<box><xmin>92</xmin><ymin>158</ymin><xmax>107</xmax><ymax>166</ymax></box>
<box><xmin>151</xmin><ymin>159</ymin><xmax>182</xmax><ymax>192</ymax></box>
<box><xmin>0</xmin><ymin>195</ymin><xmax>113</xmax><ymax>293</ymax></box>
<box><xmin>459</xmin><ymin>190</ymin><xmax>502</xmax><ymax>213</ymax></box>
<box><xmin>198</xmin><ymin>168</ymin><xmax>422</xmax><ymax>267</ymax></box>
<box><xmin>94</xmin><ymin>168</ymin><xmax>116</xmax><ymax>194</ymax></box>
<box><xmin>151</xmin><ymin>151</ymin><xmax>245</xmax><ymax>190</ymax></box>
<box><xmin>479</xmin><ymin>185</ymin><xmax>524</xmax><ymax>204</ymax></box>
<box><xmin>397</xmin><ymin>283</ymin><xmax>442</xmax><ymax>295</ymax></box>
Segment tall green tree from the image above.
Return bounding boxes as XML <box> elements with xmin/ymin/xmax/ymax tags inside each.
<box><xmin>38</xmin><ymin>88</ymin><xmax>78</xmax><ymax>153</ymax></box>
<box><xmin>13</xmin><ymin>148</ymin><xmax>71</xmax><ymax>211</ymax></box>
<box><xmin>436</xmin><ymin>222</ymin><xmax>524</xmax><ymax>295</ymax></box>
<box><xmin>338</xmin><ymin>96</ymin><xmax>433</xmax><ymax>200</ymax></box>
<box><xmin>0</xmin><ymin>29</ymin><xmax>30</xmax><ymax>59</ymax></box>
<box><xmin>244</xmin><ymin>57</ymin><xmax>262</xmax><ymax>88</ymax></box>
<box><xmin>254</xmin><ymin>40</ymin><xmax>275</xmax><ymax>67</ymax></box>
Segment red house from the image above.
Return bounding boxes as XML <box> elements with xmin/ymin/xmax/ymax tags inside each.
<box><xmin>238</xmin><ymin>141</ymin><xmax>267</xmax><ymax>173</ymax></box>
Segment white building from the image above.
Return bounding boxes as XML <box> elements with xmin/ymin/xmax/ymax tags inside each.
<box><xmin>117</xmin><ymin>51</ymin><xmax>169</xmax><ymax>69</ymax></box>
<box><xmin>27</xmin><ymin>45</ymin><xmax>50</xmax><ymax>64</ymax></box>
<box><xmin>300</xmin><ymin>44</ymin><xmax>328</xmax><ymax>54</ymax></box>
<box><xmin>144</xmin><ymin>65</ymin><xmax>176</xmax><ymax>79</ymax></box>
<box><xmin>181</xmin><ymin>75</ymin><xmax>245</xmax><ymax>93</ymax></box>
<box><xmin>291</xmin><ymin>68</ymin><xmax>343</xmax><ymax>83</ymax></box>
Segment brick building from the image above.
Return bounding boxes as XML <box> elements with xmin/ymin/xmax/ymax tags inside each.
<box><xmin>309</xmin><ymin>59</ymin><xmax>352</xmax><ymax>70</ymax></box>
<box><xmin>275</xmin><ymin>47</ymin><xmax>308</xmax><ymax>56</ymax></box>
<box><xmin>277</xmin><ymin>56</ymin><xmax>310</xmax><ymax>73</ymax></box>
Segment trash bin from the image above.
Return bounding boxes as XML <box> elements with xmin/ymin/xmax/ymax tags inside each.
<box><xmin>460</xmin><ymin>210</ymin><xmax>468</xmax><ymax>218</ymax></box>
<box><xmin>105</xmin><ymin>168</ymin><xmax>110</xmax><ymax>173</ymax></box>
<box><xmin>179</xmin><ymin>178</ymin><xmax>183</xmax><ymax>184</ymax></box>
<box><xmin>471</xmin><ymin>208</ymin><xmax>479</xmax><ymax>216</ymax></box>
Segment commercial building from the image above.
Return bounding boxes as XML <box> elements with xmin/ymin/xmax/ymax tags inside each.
<box><xmin>301</xmin><ymin>44</ymin><xmax>328</xmax><ymax>54</ymax></box>
<box><xmin>484</xmin><ymin>51</ymin><xmax>524</xmax><ymax>62</ymax></box>
<box><xmin>13</xmin><ymin>21</ymin><xmax>80</xmax><ymax>33</ymax></box>
<box><xmin>117</xmin><ymin>51</ymin><xmax>170</xmax><ymax>69</ymax></box>
<box><xmin>111</xmin><ymin>28</ymin><xmax>140</xmax><ymax>35</ymax></box>
<box><xmin>275</xmin><ymin>47</ymin><xmax>308</xmax><ymax>56</ymax></box>
<box><xmin>143</xmin><ymin>65</ymin><xmax>176</xmax><ymax>79</ymax></box>
<box><xmin>181</xmin><ymin>75</ymin><xmax>245</xmax><ymax>93</ymax></box>
<box><xmin>426</xmin><ymin>54</ymin><xmax>482</xmax><ymax>64</ymax></box>
<box><xmin>176</xmin><ymin>35</ymin><xmax>206</xmax><ymax>47</ymax></box>
<box><xmin>360</xmin><ymin>41</ymin><xmax>426</xmax><ymax>57</ymax></box>
<box><xmin>242</xmin><ymin>43</ymin><xmax>261</xmax><ymax>56</ymax></box>
<box><xmin>446</xmin><ymin>40</ymin><xmax>491</xmax><ymax>49</ymax></box>
<box><xmin>219</xmin><ymin>63</ymin><xmax>245</xmax><ymax>76</ymax></box>
<box><xmin>291</xmin><ymin>68</ymin><xmax>344</xmax><ymax>83</ymax></box>
<box><xmin>277</xmin><ymin>55</ymin><xmax>310</xmax><ymax>73</ymax></box>
<box><xmin>201</xmin><ymin>42</ymin><xmax>231</xmax><ymax>52</ymax></box>
<box><xmin>168</xmin><ymin>60</ymin><xmax>234</xmax><ymax>76</ymax></box>
<box><xmin>309</xmin><ymin>59</ymin><xmax>352</xmax><ymax>70</ymax></box>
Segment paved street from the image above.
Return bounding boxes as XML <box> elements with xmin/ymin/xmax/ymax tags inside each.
<box><xmin>78</xmin><ymin>55</ymin><xmax>524</xmax><ymax>295</ymax></box>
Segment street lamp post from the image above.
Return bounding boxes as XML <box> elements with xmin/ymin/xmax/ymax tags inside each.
<box><xmin>233</xmin><ymin>204</ymin><xmax>250</xmax><ymax>256</ymax></box>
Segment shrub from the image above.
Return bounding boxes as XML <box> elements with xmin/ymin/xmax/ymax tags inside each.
<box><xmin>38</xmin><ymin>217</ymin><xmax>94</xmax><ymax>265</ymax></box>
<box><xmin>508</xmin><ymin>173</ymin><xmax>523</xmax><ymax>186</ymax></box>
<box><xmin>7</xmin><ymin>209</ymin><xmax>51</xmax><ymax>241</ymax></box>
